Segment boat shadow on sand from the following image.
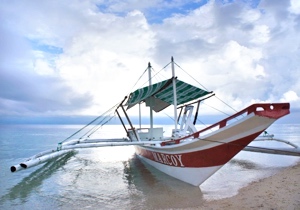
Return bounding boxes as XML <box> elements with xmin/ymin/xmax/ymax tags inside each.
<box><xmin>229</xmin><ymin>159</ymin><xmax>261</xmax><ymax>170</ymax></box>
<box><xmin>122</xmin><ymin>154</ymin><xmax>205</xmax><ymax>209</ymax></box>
<box><xmin>0</xmin><ymin>152</ymin><xmax>75</xmax><ymax>204</ymax></box>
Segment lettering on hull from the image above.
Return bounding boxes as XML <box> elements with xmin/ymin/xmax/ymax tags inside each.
<box><xmin>152</xmin><ymin>152</ymin><xmax>184</xmax><ymax>167</ymax></box>
<box><xmin>136</xmin><ymin>131</ymin><xmax>263</xmax><ymax>167</ymax></box>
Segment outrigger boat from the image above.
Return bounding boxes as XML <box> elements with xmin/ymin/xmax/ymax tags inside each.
<box><xmin>11</xmin><ymin>57</ymin><xmax>300</xmax><ymax>186</ymax></box>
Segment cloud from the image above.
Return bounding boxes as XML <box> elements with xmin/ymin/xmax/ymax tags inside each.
<box><xmin>0</xmin><ymin>0</ymin><xmax>299</xmax><ymax>121</ymax></box>
<box><xmin>0</xmin><ymin>65</ymin><xmax>93</xmax><ymax>116</ymax></box>
<box><xmin>0</xmin><ymin>9</ymin><xmax>93</xmax><ymax>116</ymax></box>
<box><xmin>290</xmin><ymin>0</ymin><xmax>300</xmax><ymax>14</ymax></box>
<box><xmin>151</xmin><ymin>0</ymin><xmax>300</xmax><ymax>112</ymax></box>
<box><xmin>280</xmin><ymin>91</ymin><xmax>299</xmax><ymax>102</ymax></box>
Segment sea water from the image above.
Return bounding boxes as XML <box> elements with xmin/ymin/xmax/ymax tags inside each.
<box><xmin>0</xmin><ymin>123</ymin><xmax>299</xmax><ymax>209</ymax></box>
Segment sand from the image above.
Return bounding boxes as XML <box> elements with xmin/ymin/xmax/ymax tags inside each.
<box><xmin>198</xmin><ymin>162</ymin><xmax>300</xmax><ymax>210</ymax></box>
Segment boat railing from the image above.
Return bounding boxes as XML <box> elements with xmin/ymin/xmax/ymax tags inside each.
<box><xmin>160</xmin><ymin>103</ymin><xmax>290</xmax><ymax>146</ymax></box>
<box><xmin>196</xmin><ymin>103</ymin><xmax>288</xmax><ymax>136</ymax></box>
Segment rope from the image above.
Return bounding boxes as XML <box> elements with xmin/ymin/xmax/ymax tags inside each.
<box><xmin>213</xmin><ymin>95</ymin><xmax>239</xmax><ymax>113</ymax></box>
<box><xmin>150</xmin><ymin>66</ymin><xmax>168</xmax><ymax>83</ymax></box>
<box><xmin>57</xmin><ymin>101</ymin><xmax>120</xmax><ymax>150</ymax></box>
<box><xmin>87</xmin><ymin>114</ymin><xmax>116</xmax><ymax>138</ymax></box>
<box><xmin>57</xmin><ymin>61</ymin><xmax>172</xmax><ymax>151</ymax></box>
<box><xmin>129</xmin><ymin>66</ymin><xmax>148</xmax><ymax>93</ymax></box>
<box><xmin>174</xmin><ymin>61</ymin><xmax>241</xmax><ymax>118</ymax></box>
<box><xmin>78</xmin><ymin>114</ymin><xmax>113</xmax><ymax>139</ymax></box>
<box><xmin>59</xmin><ymin>116</ymin><xmax>103</xmax><ymax>143</ymax></box>
<box><xmin>198</xmin><ymin>137</ymin><xmax>299</xmax><ymax>155</ymax></box>
<box><xmin>132</xmin><ymin>62</ymin><xmax>171</xmax><ymax>92</ymax></box>
<box><xmin>202</xmin><ymin>102</ymin><xmax>232</xmax><ymax>117</ymax></box>
<box><xmin>174</xmin><ymin>62</ymin><xmax>209</xmax><ymax>91</ymax></box>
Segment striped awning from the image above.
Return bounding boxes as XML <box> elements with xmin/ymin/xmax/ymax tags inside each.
<box><xmin>126</xmin><ymin>78</ymin><xmax>212</xmax><ymax>112</ymax></box>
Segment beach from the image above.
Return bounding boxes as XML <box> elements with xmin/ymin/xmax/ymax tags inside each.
<box><xmin>200</xmin><ymin>162</ymin><xmax>300</xmax><ymax>210</ymax></box>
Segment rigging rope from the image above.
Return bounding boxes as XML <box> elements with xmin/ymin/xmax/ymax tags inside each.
<box><xmin>202</xmin><ymin>102</ymin><xmax>232</xmax><ymax>117</ymax></box>
<box><xmin>174</xmin><ymin>61</ymin><xmax>240</xmax><ymax>117</ymax></box>
<box><xmin>174</xmin><ymin>62</ymin><xmax>209</xmax><ymax>91</ymax></box>
<box><xmin>78</xmin><ymin>113</ymin><xmax>115</xmax><ymax>140</ymax></box>
<box><xmin>57</xmin><ymin>102</ymin><xmax>120</xmax><ymax>149</ymax></box>
<box><xmin>132</xmin><ymin>62</ymin><xmax>171</xmax><ymax>92</ymax></box>
<box><xmin>196</xmin><ymin>137</ymin><xmax>299</xmax><ymax>156</ymax></box>
<box><xmin>87</xmin><ymin>114</ymin><xmax>116</xmax><ymax>138</ymax></box>
<box><xmin>57</xmin><ymin>61</ymin><xmax>172</xmax><ymax>150</ymax></box>
<box><xmin>129</xmin><ymin>66</ymin><xmax>148</xmax><ymax>93</ymax></box>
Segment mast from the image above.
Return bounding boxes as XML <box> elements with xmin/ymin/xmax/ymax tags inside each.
<box><xmin>171</xmin><ymin>57</ymin><xmax>178</xmax><ymax>133</ymax></box>
<box><xmin>148</xmin><ymin>62</ymin><xmax>153</xmax><ymax>136</ymax></box>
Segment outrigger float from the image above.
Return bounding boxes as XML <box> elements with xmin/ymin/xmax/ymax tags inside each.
<box><xmin>11</xmin><ymin>57</ymin><xmax>300</xmax><ymax>186</ymax></box>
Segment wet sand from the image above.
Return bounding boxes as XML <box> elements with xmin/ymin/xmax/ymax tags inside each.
<box><xmin>199</xmin><ymin>162</ymin><xmax>300</xmax><ymax>210</ymax></box>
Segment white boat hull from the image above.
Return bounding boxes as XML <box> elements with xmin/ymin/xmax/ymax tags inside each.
<box><xmin>134</xmin><ymin>112</ymin><xmax>279</xmax><ymax>186</ymax></box>
<box><xmin>137</xmin><ymin>153</ymin><xmax>222</xmax><ymax>186</ymax></box>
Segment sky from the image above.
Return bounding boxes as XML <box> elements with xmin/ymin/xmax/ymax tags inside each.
<box><xmin>1</xmin><ymin>0</ymin><xmax>300</xmax><ymax>124</ymax></box>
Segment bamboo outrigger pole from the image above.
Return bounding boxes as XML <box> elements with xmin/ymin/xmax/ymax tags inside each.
<box><xmin>11</xmin><ymin>149</ymin><xmax>74</xmax><ymax>172</ymax></box>
<box><xmin>10</xmin><ymin>139</ymin><xmax>163</xmax><ymax>172</ymax></box>
<box><xmin>11</xmin><ymin>136</ymin><xmax>300</xmax><ymax>173</ymax></box>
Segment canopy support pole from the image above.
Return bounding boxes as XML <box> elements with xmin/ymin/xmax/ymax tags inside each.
<box><xmin>117</xmin><ymin>97</ymin><xmax>139</xmax><ymax>141</ymax></box>
<box><xmin>116</xmin><ymin>109</ymin><xmax>127</xmax><ymax>133</ymax></box>
<box><xmin>171</xmin><ymin>57</ymin><xmax>178</xmax><ymax>135</ymax></box>
<box><xmin>120</xmin><ymin>104</ymin><xmax>139</xmax><ymax>141</ymax></box>
<box><xmin>148</xmin><ymin>62</ymin><xmax>153</xmax><ymax>139</ymax></box>
<box><xmin>139</xmin><ymin>103</ymin><xmax>141</xmax><ymax>129</ymax></box>
<box><xmin>193</xmin><ymin>101</ymin><xmax>201</xmax><ymax>125</ymax></box>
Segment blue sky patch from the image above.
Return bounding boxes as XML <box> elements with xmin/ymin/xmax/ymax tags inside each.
<box><xmin>29</xmin><ymin>39</ymin><xmax>63</xmax><ymax>54</ymax></box>
<box><xmin>96</xmin><ymin>0</ymin><xmax>210</xmax><ymax>24</ymax></box>
<box><xmin>218</xmin><ymin>0</ymin><xmax>261</xmax><ymax>8</ymax></box>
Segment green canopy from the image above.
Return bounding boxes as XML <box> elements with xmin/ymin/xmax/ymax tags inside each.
<box><xmin>126</xmin><ymin>78</ymin><xmax>212</xmax><ymax>112</ymax></box>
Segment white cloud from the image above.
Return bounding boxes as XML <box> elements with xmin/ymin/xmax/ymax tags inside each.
<box><xmin>289</xmin><ymin>0</ymin><xmax>300</xmax><ymax>14</ymax></box>
<box><xmin>55</xmin><ymin>9</ymin><xmax>156</xmax><ymax>114</ymax></box>
<box><xmin>1</xmin><ymin>0</ymin><xmax>300</xmax><ymax>119</ymax></box>
<box><xmin>34</xmin><ymin>59</ymin><xmax>55</xmax><ymax>75</ymax></box>
<box><xmin>280</xmin><ymin>91</ymin><xmax>299</xmax><ymax>102</ymax></box>
<box><xmin>250</xmin><ymin>24</ymin><xmax>270</xmax><ymax>44</ymax></box>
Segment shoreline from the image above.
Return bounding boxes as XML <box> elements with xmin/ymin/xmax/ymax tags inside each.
<box><xmin>199</xmin><ymin>161</ymin><xmax>300</xmax><ymax>209</ymax></box>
